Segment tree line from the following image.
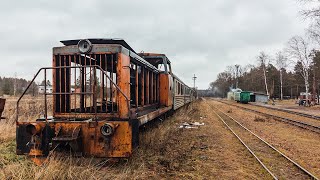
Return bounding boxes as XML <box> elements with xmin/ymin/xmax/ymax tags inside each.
<box><xmin>210</xmin><ymin>1</ymin><xmax>320</xmax><ymax>102</ymax></box>
<box><xmin>0</xmin><ymin>77</ymin><xmax>43</xmax><ymax>96</ymax></box>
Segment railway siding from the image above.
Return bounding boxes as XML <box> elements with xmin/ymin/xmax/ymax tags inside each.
<box><xmin>253</xmin><ymin>103</ymin><xmax>320</xmax><ymax>120</ymax></box>
<box><xmin>218</xmin><ymin>100</ymin><xmax>320</xmax><ymax>133</ymax></box>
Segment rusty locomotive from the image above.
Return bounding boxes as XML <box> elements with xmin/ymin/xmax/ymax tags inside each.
<box><xmin>16</xmin><ymin>39</ymin><xmax>196</xmax><ymax>162</ymax></box>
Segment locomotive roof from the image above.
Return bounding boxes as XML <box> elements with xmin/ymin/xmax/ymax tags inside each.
<box><xmin>138</xmin><ymin>53</ymin><xmax>171</xmax><ymax>64</ymax></box>
<box><xmin>60</xmin><ymin>38</ymin><xmax>136</xmax><ymax>53</ymax></box>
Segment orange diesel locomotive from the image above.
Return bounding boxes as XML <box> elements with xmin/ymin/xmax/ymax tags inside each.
<box><xmin>16</xmin><ymin>39</ymin><xmax>196</xmax><ymax>161</ymax></box>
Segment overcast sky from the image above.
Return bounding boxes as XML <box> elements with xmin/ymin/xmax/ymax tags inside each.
<box><xmin>0</xmin><ymin>0</ymin><xmax>310</xmax><ymax>89</ymax></box>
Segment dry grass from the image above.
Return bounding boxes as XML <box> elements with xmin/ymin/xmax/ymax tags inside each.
<box><xmin>254</xmin><ymin>116</ymin><xmax>265</xmax><ymax>122</ymax></box>
<box><xmin>0</xmin><ymin>96</ymin><xmax>203</xmax><ymax>179</ymax></box>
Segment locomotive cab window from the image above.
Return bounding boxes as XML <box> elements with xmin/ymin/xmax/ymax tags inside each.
<box><xmin>158</xmin><ymin>63</ymin><xmax>166</xmax><ymax>72</ymax></box>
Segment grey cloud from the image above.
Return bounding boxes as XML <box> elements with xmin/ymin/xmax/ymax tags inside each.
<box><xmin>0</xmin><ymin>0</ymin><xmax>309</xmax><ymax>89</ymax></box>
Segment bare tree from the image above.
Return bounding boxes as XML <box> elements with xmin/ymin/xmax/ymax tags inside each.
<box><xmin>300</xmin><ymin>0</ymin><xmax>320</xmax><ymax>20</ymax></box>
<box><xmin>275</xmin><ymin>51</ymin><xmax>288</xmax><ymax>100</ymax></box>
<box><xmin>300</xmin><ymin>1</ymin><xmax>320</xmax><ymax>45</ymax></box>
<box><xmin>226</xmin><ymin>65</ymin><xmax>243</xmax><ymax>89</ymax></box>
<box><xmin>307</xmin><ymin>21</ymin><xmax>320</xmax><ymax>45</ymax></box>
<box><xmin>286</xmin><ymin>36</ymin><xmax>313</xmax><ymax>104</ymax></box>
<box><xmin>257</xmin><ymin>52</ymin><xmax>270</xmax><ymax>97</ymax></box>
<box><xmin>235</xmin><ymin>64</ymin><xmax>240</xmax><ymax>89</ymax></box>
<box><xmin>226</xmin><ymin>65</ymin><xmax>236</xmax><ymax>79</ymax></box>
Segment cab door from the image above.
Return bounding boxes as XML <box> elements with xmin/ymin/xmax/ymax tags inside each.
<box><xmin>159</xmin><ymin>59</ymin><xmax>173</xmax><ymax>107</ymax></box>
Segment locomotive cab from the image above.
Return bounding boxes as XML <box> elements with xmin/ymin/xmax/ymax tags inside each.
<box><xmin>139</xmin><ymin>53</ymin><xmax>174</xmax><ymax>107</ymax></box>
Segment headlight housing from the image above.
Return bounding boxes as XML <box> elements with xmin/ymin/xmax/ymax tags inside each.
<box><xmin>100</xmin><ymin>123</ymin><xmax>115</xmax><ymax>137</ymax></box>
<box><xmin>77</xmin><ymin>39</ymin><xmax>92</xmax><ymax>54</ymax></box>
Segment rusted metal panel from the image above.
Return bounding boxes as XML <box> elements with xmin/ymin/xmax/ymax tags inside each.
<box><xmin>159</xmin><ymin>73</ymin><xmax>170</xmax><ymax>107</ymax></box>
<box><xmin>141</xmin><ymin>67</ymin><xmax>145</xmax><ymax>106</ymax></box>
<box><xmin>54</xmin><ymin>113</ymin><xmax>119</xmax><ymax>119</ymax></box>
<box><xmin>117</xmin><ymin>53</ymin><xmax>131</xmax><ymax>119</ymax></box>
<box><xmin>0</xmin><ymin>98</ymin><xmax>5</xmax><ymax>119</ymax></box>
<box><xmin>135</xmin><ymin>65</ymin><xmax>139</xmax><ymax>108</ymax></box>
<box><xmin>138</xmin><ymin>106</ymin><xmax>172</xmax><ymax>126</ymax></box>
<box><xmin>17</xmin><ymin>120</ymin><xmax>133</xmax><ymax>159</ymax></box>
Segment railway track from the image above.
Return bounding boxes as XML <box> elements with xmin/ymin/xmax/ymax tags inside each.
<box><xmin>252</xmin><ymin>103</ymin><xmax>320</xmax><ymax>120</ymax></box>
<box><xmin>209</xmin><ymin>102</ymin><xmax>319</xmax><ymax>180</ymax></box>
<box><xmin>217</xmin><ymin>100</ymin><xmax>320</xmax><ymax>134</ymax></box>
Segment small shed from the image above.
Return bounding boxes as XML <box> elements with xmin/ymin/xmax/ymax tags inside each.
<box><xmin>251</xmin><ymin>92</ymin><xmax>268</xmax><ymax>103</ymax></box>
<box><xmin>227</xmin><ymin>88</ymin><xmax>242</xmax><ymax>101</ymax></box>
<box><xmin>227</xmin><ymin>92</ymin><xmax>234</xmax><ymax>100</ymax></box>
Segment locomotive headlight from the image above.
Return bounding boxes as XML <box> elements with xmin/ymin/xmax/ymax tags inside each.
<box><xmin>100</xmin><ymin>123</ymin><xmax>117</xmax><ymax>137</ymax></box>
<box><xmin>26</xmin><ymin>123</ymin><xmax>42</xmax><ymax>135</ymax></box>
<box><xmin>77</xmin><ymin>39</ymin><xmax>92</xmax><ymax>54</ymax></box>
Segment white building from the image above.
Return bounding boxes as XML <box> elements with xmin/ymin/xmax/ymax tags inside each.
<box><xmin>38</xmin><ymin>85</ymin><xmax>53</xmax><ymax>94</ymax></box>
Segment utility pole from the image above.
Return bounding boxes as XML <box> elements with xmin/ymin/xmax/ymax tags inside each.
<box><xmin>14</xmin><ymin>72</ymin><xmax>17</xmax><ymax>96</ymax></box>
<box><xmin>235</xmin><ymin>64</ymin><xmax>240</xmax><ymax>89</ymax></box>
<box><xmin>313</xmin><ymin>65</ymin><xmax>316</xmax><ymax>102</ymax></box>
<box><xmin>192</xmin><ymin>74</ymin><xmax>197</xmax><ymax>90</ymax></box>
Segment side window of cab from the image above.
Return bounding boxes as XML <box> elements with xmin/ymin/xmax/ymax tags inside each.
<box><xmin>158</xmin><ymin>63</ymin><xmax>166</xmax><ymax>72</ymax></box>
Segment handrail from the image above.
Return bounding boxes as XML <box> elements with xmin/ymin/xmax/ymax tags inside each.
<box><xmin>16</xmin><ymin>65</ymin><xmax>130</xmax><ymax>123</ymax></box>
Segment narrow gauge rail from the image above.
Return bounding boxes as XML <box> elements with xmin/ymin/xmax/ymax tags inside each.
<box><xmin>252</xmin><ymin>103</ymin><xmax>320</xmax><ymax>120</ymax></box>
<box><xmin>217</xmin><ymin>100</ymin><xmax>320</xmax><ymax>134</ymax></box>
<box><xmin>208</xmin><ymin>102</ymin><xmax>318</xmax><ymax>180</ymax></box>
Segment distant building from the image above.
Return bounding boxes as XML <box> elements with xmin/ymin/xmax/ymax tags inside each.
<box><xmin>197</xmin><ymin>89</ymin><xmax>215</xmax><ymax>97</ymax></box>
<box><xmin>38</xmin><ymin>85</ymin><xmax>53</xmax><ymax>94</ymax></box>
<box><xmin>227</xmin><ymin>88</ymin><xmax>242</xmax><ymax>100</ymax></box>
<box><xmin>38</xmin><ymin>86</ymin><xmax>76</xmax><ymax>94</ymax></box>
<box><xmin>250</xmin><ymin>92</ymin><xmax>268</xmax><ymax>103</ymax></box>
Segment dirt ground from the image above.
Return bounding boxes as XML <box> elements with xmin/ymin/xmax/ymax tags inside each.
<box><xmin>209</xmin><ymin>99</ymin><xmax>320</xmax><ymax>177</ymax></box>
<box><xmin>0</xmin><ymin>97</ymin><xmax>275</xmax><ymax>179</ymax></box>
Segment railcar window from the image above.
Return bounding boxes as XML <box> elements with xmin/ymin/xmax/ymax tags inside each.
<box><xmin>158</xmin><ymin>64</ymin><xmax>166</xmax><ymax>72</ymax></box>
<box><xmin>140</xmin><ymin>66</ymin><xmax>145</xmax><ymax>106</ymax></box>
<box><xmin>181</xmin><ymin>84</ymin><xmax>183</xmax><ymax>95</ymax></box>
<box><xmin>176</xmin><ymin>82</ymin><xmax>178</xmax><ymax>94</ymax></box>
<box><xmin>130</xmin><ymin>63</ymin><xmax>137</xmax><ymax>107</ymax></box>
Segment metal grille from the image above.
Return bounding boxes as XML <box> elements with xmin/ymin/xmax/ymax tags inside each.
<box><xmin>53</xmin><ymin>54</ymin><xmax>118</xmax><ymax>115</ymax></box>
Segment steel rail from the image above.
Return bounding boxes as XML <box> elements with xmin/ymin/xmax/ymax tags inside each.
<box><xmin>209</xmin><ymin>103</ymin><xmax>278</xmax><ymax>179</ymax></box>
<box><xmin>217</xmin><ymin>100</ymin><xmax>320</xmax><ymax>134</ymax></box>
<box><xmin>251</xmin><ymin>103</ymin><xmax>320</xmax><ymax>120</ymax></box>
<box><xmin>209</xmin><ymin>102</ymin><xmax>319</xmax><ymax>180</ymax></box>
